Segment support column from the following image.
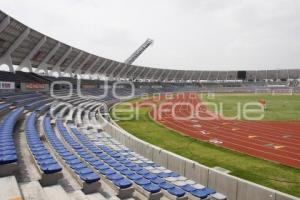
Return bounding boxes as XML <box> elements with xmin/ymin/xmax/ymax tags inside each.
<box><xmin>17</xmin><ymin>36</ymin><xmax>46</xmax><ymax>72</ymax></box>
<box><xmin>35</xmin><ymin>42</ymin><xmax>61</xmax><ymax>75</ymax></box>
<box><xmin>83</xmin><ymin>57</ymin><xmax>99</xmax><ymax>75</ymax></box>
<box><xmin>74</xmin><ymin>54</ymin><xmax>91</xmax><ymax>75</ymax></box>
<box><xmin>0</xmin><ymin>28</ymin><xmax>30</xmax><ymax>73</ymax></box>
<box><xmin>51</xmin><ymin>47</ymin><xmax>73</xmax><ymax>77</ymax></box>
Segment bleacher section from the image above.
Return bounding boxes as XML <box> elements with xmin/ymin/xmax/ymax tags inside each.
<box><xmin>0</xmin><ymin>87</ymin><xmax>231</xmax><ymax>200</ymax></box>
<box><xmin>0</xmin><ymin>72</ymin><xmax>299</xmax><ymax>199</ymax></box>
<box><xmin>0</xmin><ymin>9</ymin><xmax>299</xmax><ymax>199</ymax></box>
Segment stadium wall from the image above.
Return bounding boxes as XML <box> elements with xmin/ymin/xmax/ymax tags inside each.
<box><xmin>98</xmin><ymin>105</ymin><xmax>299</xmax><ymax>200</ymax></box>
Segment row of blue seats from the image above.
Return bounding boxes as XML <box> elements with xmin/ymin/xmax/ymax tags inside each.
<box><xmin>56</xmin><ymin>120</ymin><xmax>134</xmax><ymax>190</ymax></box>
<box><xmin>13</xmin><ymin>96</ymin><xmax>45</xmax><ymax>105</ymax></box>
<box><xmin>0</xmin><ymin>103</ymin><xmax>11</xmax><ymax>112</ymax></box>
<box><xmin>2</xmin><ymin>93</ymin><xmax>41</xmax><ymax>101</ymax></box>
<box><xmin>69</xmin><ymin>126</ymin><xmax>217</xmax><ymax>199</ymax></box>
<box><xmin>97</xmin><ymin>146</ymin><xmax>215</xmax><ymax>199</ymax></box>
<box><xmin>25</xmin><ymin>112</ymin><xmax>62</xmax><ymax>174</ymax></box>
<box><xmin>0</xmin><ymin>91</ymin><xmax>34</xmax><ymax>98</ymax></box>
<box><xmin>35</xmin><ymin>104</ymin><xmax>52</xmax><ymax>113</ymax></box>
<box><xmin>0</xmin><ymin>107</ymin><xmax>24</xmax><ymax>165</ymax></box>
<box><xmin>43</xmin><ymin>116</ymin><xmax>100</xmax><ymax>183</ymax></box>
<box><xmin>25</xmin><ymin>99</ymin><xmax>53</xmax><ymax>110</ymax></box>
<box><xmin>67</xmin><ymin>125</ymin><xmax>188</xmax><ymax>198</ymax></box>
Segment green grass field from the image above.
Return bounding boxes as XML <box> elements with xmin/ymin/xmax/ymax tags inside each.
<box><xmin>202</xmin><ymin>93</ymin><xmax>300</xmax><ymax>121</ymax></box>
<box><xmin>110</xmin><ymin>96</ymin><xmax>300</xmax><ymax>197</ymax></box>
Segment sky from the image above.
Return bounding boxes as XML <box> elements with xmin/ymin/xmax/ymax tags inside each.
<box><xmin>1</xmin><ymin>0</ymin><xmax>300</xmax><ymax>70</ymax></box>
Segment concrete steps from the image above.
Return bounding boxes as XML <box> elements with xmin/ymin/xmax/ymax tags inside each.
<box><xmin>68</xmin><ymin>190</ymin><xmax>89</xmax><ymax>200</ymax></box>
<box><xmin>44</xmin><ymin>185</ymin><xmax>72</xmax><ymax>200</ymax></box>
<box><xmin>86</xmin><ymin>193</ymin><xmax>107</xmax><ymax>200</ymax></box>
<box><xmin>20</xmin><ymin>181</ymin><xmax>49</xmax><ymax>200</ymax></box>
<box><xmin>68</xmin><ymin>190</ymin><xmax>107</xmax><ymax>200</ymax></box>
<box><xmin>0</xmin><ymin>176</ymin><xmax>23</xmax><ymax>200</ymax></box>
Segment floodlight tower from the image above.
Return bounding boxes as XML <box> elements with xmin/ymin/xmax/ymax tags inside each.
<box><xmin>124</xmin><ymin>38</ymin><xmax>154</xmax><ymax>65</ymax></box>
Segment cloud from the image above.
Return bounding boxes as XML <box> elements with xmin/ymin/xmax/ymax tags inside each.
<box><xmin>1</xmin><ymin>0</ymin><xmax>300</xmax><ymax>70</ymax></box>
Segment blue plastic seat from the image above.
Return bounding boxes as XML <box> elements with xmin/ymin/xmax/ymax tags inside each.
<box><xmin>37</xmin><ymin>158</ymin><xmax>57</xmax><ymax>165</ymax></box>
<box><xmin>0</xmin><ymin>149</ymin><xmax>16</xmax><ymax>156</ymax></box>
<box><xmin>79</xmin><ymin>172</ymin><xmax>100</xmax><ymax>183</ymax></box>
<box><xmin>70</xmin><ymin>163</ymin><xmax>86</xmax><ymax>170</ymax></box>
<box><xmin>127</xmin><ymin>174</ymin><xmax>143</xmax><ymax>181</ymax></box>
<box><xmin>114</xmin><ymin>165</ymin><xmax>127</xmax><ymax>171</ymax></box>
<box><xmin>95</xmin><ymin>164</ymin><xmax>110</xmax><ymax>171</ymax></box>
<box><xmin>0</xmin><ymin>107</ymin><xmax>24</xmax><ymax>165</ymax></box>
<box><xmin>113</xmin><ymin>178</ymin><xmax>133</xmax><ymax>189</ymax></box>
<box><xmin>130</xmin><ymin>165</ymin><xmax>142</xmax><ymax>171</ymax></box>
<box><xmin>144</xmin><ymin>173</ymin><xmax>157</xmax><ymax>180</ymax></box>
<box><xmin>151</xmin><ymin>177</ymin><xmax>165</xmax><ymax>185</ymax></box>
<box><xmin>190</xmin><ymin>189</ymin><xmax>209</xmax><ymax>199</ymax></box>
<box><xmin>143</xmin><ymin>183</ymin><xmax>161</xmax><ymax>193</ymax></box>
<box><xmin>106</xmin><ymin>173</ymin><xmax>124</xmax><ymax>181</ymax></box>
<box><xmin>137</xmin><ymin>169</ymin><xmax>149</xmax><ymax>176</ymax></box>
<box><xmin>120</xmin><ymin>169</ymin><xmax>135</xmax><ymax>176</ymax></box>
<box><xmin>78</xmin><ymin>167</ymin><xmax>94</xmax><ymax>175</ymax></box>
<box><xmin>134</xmin><ymin>178</ymin><xmax>151</xmax><ymax>186</ymax></box>
<box><xmin>89</xmin><ymin>160</ymin><xmax>103</xmax><ymax>166</ymax></box>
<box><xmin>159</xmin><ymin>182</ymin><xmax>175</xmax><ymax>190</ymax></box>
<box><xmin>40</xmin><ymin>163</ymin><xmax>62</xmax><ymax>174</ymax></box>
<box><xmin>0</xmin><ymin>154</ymin><xmax>17</xmax><ymax>164</ymax></box>
<box><xmin>167</xmin><ymin>187</ymin><xmax>186</xmax><ymax>197</ymax></box>
<box><xmin>181</xmin><ymin>184</ymin><xmax>197</xmax><ymax>192</ymax></box>
<box><xmin>100</xmin><ymin>168</ymin><xmax>116</xmax><ymax>176</ymax></box>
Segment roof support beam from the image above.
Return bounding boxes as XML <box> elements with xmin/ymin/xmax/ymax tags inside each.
<box><xmin>216</xmin><ymin>71</ymin><xmax>220</xmax><ymax>81</ymax></box>
<box><xmin>139</xmin><ymin>68</ymin><xmax>151</xmax><ymax>80</ymax></box>
<box><xmin>130</xmin><ymin>66</ymin><xmax>140</xmax><ymax>79</ymax></box>
<box><xmin>115</xmin><ymin>64</ymin><xmax>128</xmax><ymax>78</ymax></box>
<box><xmin>180</xmin><ymin>71</ymin><xmax>187</xmax><ymax>81</ymax></box>
<box><xmin>123</xmin><ymin>65</ymin><xmax>134</xmax><ymax>78</ymax></box>
<box><xmin>136</xmin><ymin>67</ymin><xmax>146</xmax><ymax>79</ymax></box>
<box><xmin>74</xmin><ymin>54</ymin><xmax>91</xmax><ymax>74</ymax></box>
<box><xmin>164</xmin><ymin>70</ymin><xmax>172</xmax><ymax>81</ymax></box>
<box><xmin>64</xmin><ymin>51</ymin><xmax>83</xmax><ymax>74</ymax></box>
<box><xmin>35</xmin><ymin>42</ymin><xmax>61</xmax><ymax>75</ymax></box>
<box><xmin>83</xmin><ymin>57</ymin><xmax>99</xmax><ymax>75</ymax></box>
<box><xmin>173</xmin><ymin>70</ymin><xmax>180</xmax><ymax>81</ymax></box>
<box><xmin>0</xmin><ymin>27</ymin><xmax>30</xmax><ymax>73</ymax></box>
<box><xmin>197</xmin><ymin>71</ymin><xmax>204</xmax><ymax>82</ymax></box>
<box><xmin>109</xmin><ymin>62</ymin><xmax>122</xmax><ymax>78</ymax></box>
<box><xmin>207</xmin><ymin>71</ymin><xmax>212</xmax><ymax>81</ymax></box>
<box><xmin>102</xmin><ymin>61</ymin><xmax>115</xmax><ymax>76</ymax></box>
<box><xmin>187</xmin><ymin>71</ymin><xmax>195</xmax><ymax>81</ymax></box>
<box><xmin>0</xmin><ymin>16</ymin><xmax>10</xmax><ymax>34</ymax></box>
<box><xmin>225</xmin><ymin>71</ymin><xmax>229</xmax><ymax>81</ymax></box>
<box><xmin>51</xmin><ymin>47</ymin><xmax>72</xmax><ymax>77</ymax></box>
<box><xmin>95</xmin><ymin>59</ymin><xmax>108</xmax><ymax>73</ymax></box>
<box><xmin>120</xmin><ymin>65</ymin><xmax>132</xmax><ymax>79</ymax></box>
<box><xmin>157</xmin><ymin>69</ymin><xmax>166</xmax><ymax>81</ymax></box>
<box><xmin>143</xmin><ymin>68</ymin><xmax>154</xmax><ymax>80</ymax></box>
<box><xmin>17</xmin><ymin>36</ymin><xmax>46</xmax><ymax>72</ymax></box>
<box><xmin>150</xmin><ymin>69</ymin><xmax>160</xmax><ymax>81</ymax></box>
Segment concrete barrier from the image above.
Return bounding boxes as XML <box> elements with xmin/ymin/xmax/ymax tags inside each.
<box><xmin>195</xmin><ymin>163</ymin><xmax>210</xmax><ymax>186</ymax></box>
<box><xmin>167</xmin><ymin>152</ymin><xmax>186</xmax><ymax>175</ymax></box>
<box><xmin>237</xmin><ymin>179</ymin><xmax>275</xmax><ymax>200</ymax></box>
<box><xmin>208</xmin><ymin>170</ymin><xmax>238</xmax><ymax>200</ymax></box>
<box><xmin>152</xmin><ymin>148</ymin><xmax>168</xmax><ymax>167</ymax></box>
<box><xmin>100</xmin><ymin>111</ymin><xmax>300</xmax><ymax>200</ymax></box>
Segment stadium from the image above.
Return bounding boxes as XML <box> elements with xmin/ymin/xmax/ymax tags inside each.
<box><xmin>0</xmin><ymin>4</ymin><xmax>300</xmax><ymax>200</ymax></box>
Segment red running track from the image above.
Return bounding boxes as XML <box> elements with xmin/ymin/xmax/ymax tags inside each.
<box><xmin>147</xmin><ymin>92</ymin><xmax>300</xmax><ymax>168</ymax></box>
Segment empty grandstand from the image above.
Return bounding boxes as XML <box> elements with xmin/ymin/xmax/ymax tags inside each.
<box><xmin>0</xmin><ymin>8</ymin><xmax>299</xmax><ymax>200</ymax></box>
